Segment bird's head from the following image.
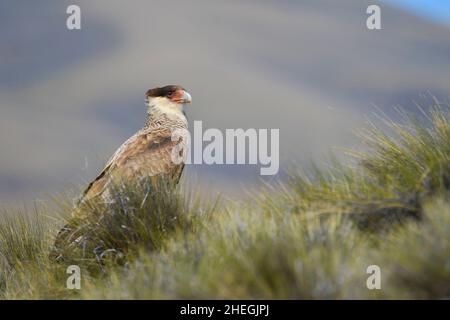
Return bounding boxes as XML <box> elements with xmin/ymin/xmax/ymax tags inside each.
<box><xmin>145</xmin><ymin>85</ymin><xmax>192</xmax><ymax>115</ymax></box>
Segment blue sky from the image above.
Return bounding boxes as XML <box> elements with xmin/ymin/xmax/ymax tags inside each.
<box><xmin>386</xmin><ymin>0</ymin><xmax>450</xmax><ymax>24</ymax></box>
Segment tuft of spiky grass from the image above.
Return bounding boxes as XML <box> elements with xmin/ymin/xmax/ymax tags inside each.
<box><xmin>357</xmin><ymin>107</ymin><xmax>450</xmax><ymax>196</ymax></box>
<box><xmin>260</xmin><ymin>107</ymin><xmax>450</xmax><ymax>233</ymax></box>
<box><xmin>51</xmin><ymin>176</ymin><xmax>217</xmax><ymax>274</ymax></box>
<box><xmin>0</xmin><ymin>209</ymin><xmax>47</xmax><ymax>271</ymax></box>
<box><xmin>0</xmin><ymin>208</ymin><xmax>74</xmax><ymax>299</ymax></box>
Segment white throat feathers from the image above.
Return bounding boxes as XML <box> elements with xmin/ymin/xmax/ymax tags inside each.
<box><xmin>145</xmin><ymin>97</ymin><xmax>187</xmax><ymax>127</ymax></box>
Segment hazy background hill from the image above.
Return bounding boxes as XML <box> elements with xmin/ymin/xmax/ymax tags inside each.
<box><xmin>1</xmin><ymin>0</ymin><xmax>450</xmax><ymax>204</ymax></box>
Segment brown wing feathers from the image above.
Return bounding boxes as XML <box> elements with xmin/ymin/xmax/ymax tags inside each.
<box><xmin>81</xmin><ymin>128</ymin><xmax>183</xmax><ymax>202</ymax></box>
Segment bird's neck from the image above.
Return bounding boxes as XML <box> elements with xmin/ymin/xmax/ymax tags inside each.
<box><xmin>144</xmin><ymin>104</ymin><xmax>187</xmax><ymax>130</ymax></box>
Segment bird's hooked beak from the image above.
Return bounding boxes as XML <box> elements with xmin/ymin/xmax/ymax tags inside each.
<box><xmin>180</xmin><ymin>90</ymin><xmax>192</xmax><ymax>104</ymax></box>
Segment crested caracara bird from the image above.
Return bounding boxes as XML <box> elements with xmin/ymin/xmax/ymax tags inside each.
<box><xmin>51</xmin><ymin>85</ymin><xmax>192</xmax><ymax>260</ymax></box>
<box><xmin>80</xmin><ymin>85</ymin><xmax>191</xmax><ymax>203</ymax></box>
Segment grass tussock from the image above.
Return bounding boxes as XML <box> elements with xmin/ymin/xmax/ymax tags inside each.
<box><xmin>50</xmin><ymin>178</ymin><xmax>214</xmax><ymax>274</ymax></box>
<box><xmin>2</xmin><ymin>106</ymin><xmax>450</xmax><ymax>299</ymax></box>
